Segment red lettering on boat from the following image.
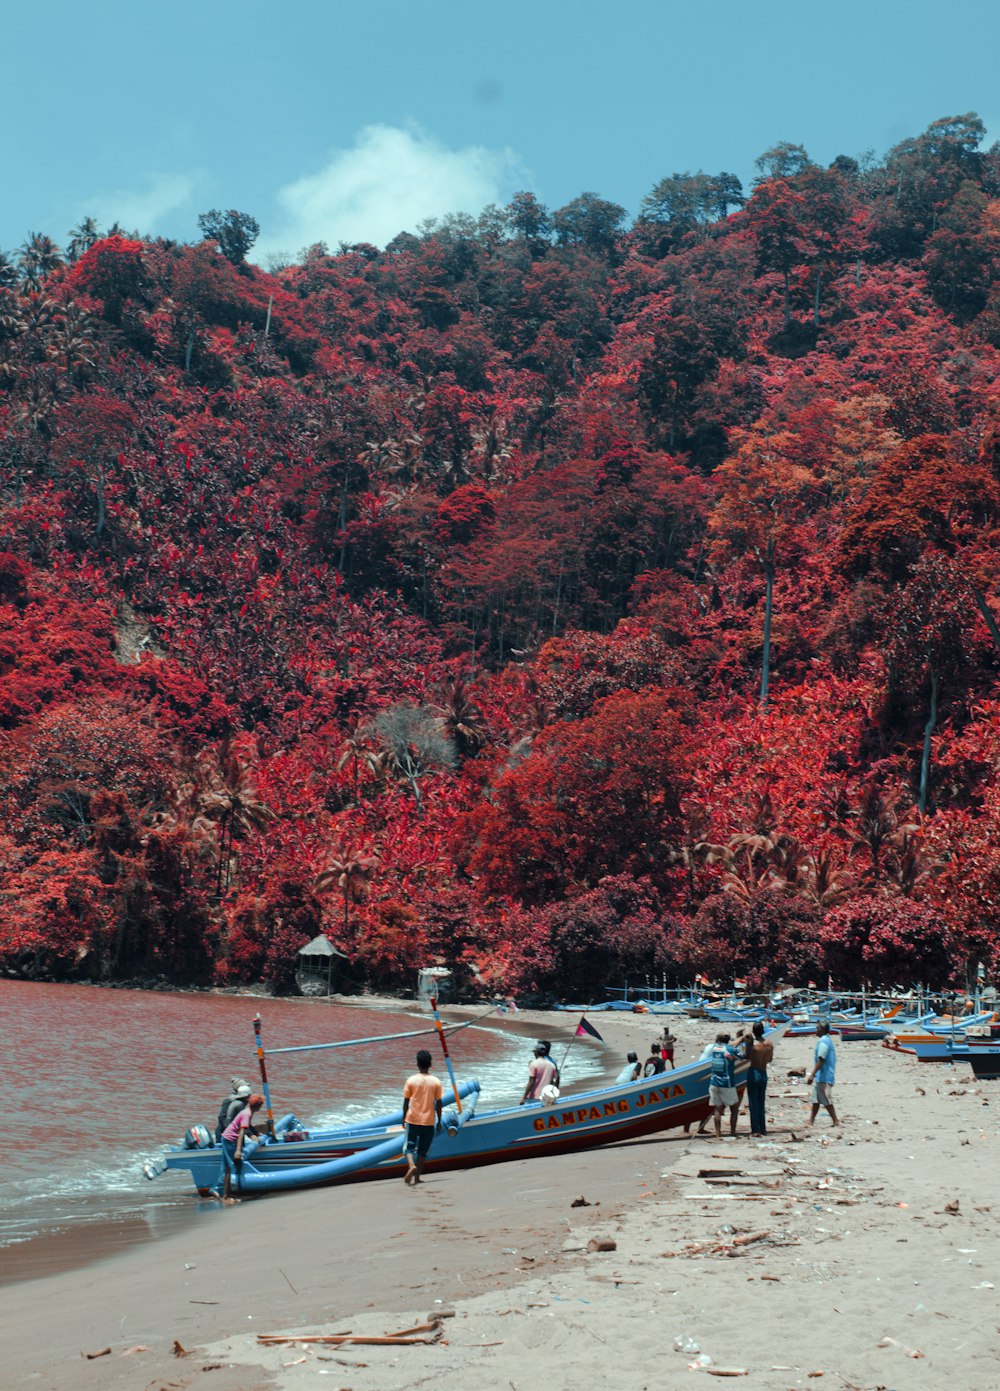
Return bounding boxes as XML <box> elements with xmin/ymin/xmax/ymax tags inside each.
<box><xmin>635</xmin><ymin>1093</ymin><xmax>646</xmax><ymax>1108</ymax></box>
<box><xmin>576</xmin><ymin>1109</ymin><xmax>589</xmax><ymax>1123</ymax></box>
<box><xmin>561</xmin><ymin>1112</ymin><xmax>576</xmax><ymax>1126</ymax></box>
<box><xmin>603</xmin><ymin>1102</ymin><xmax>617</xmax><ymax>1116</ymax></box>
<box><xmin>617</xmin><ymin>1099</ymin><xmax>629</xmax><ymax>1113</ymax></box>
<box><xmin>671</xmin><ymin>1084</ymin><xmax>685</xmax><ymax>1098</ymax></box>
<box><xmin>547</xmin><ymin>1116</ymin><xmax>560</xmax><ymax>1129</ymax></box>
<box><xmin>533</xmin><ymin>1118</ymin><xmax>546</xmax><ymax>1133</ymax></box>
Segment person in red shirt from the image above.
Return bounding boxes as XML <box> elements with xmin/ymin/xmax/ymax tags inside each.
<box><xmin>402</xmin><ymin>1049</ymin><xmax>444</xmax><ymax>1186</ymax></box>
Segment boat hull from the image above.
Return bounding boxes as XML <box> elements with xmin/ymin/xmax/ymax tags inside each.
<box><xmin>161</xmin><ymin>1057</ymin><xmax>752</xmax><ymax>1196</ymax></box>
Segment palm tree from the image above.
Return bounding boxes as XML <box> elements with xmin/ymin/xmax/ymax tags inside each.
<box><xmin>313</xmin><ymin>842</ymin><xmax>380</xmax><ymax>937</ymax></box>
<box><xmin>19</xmin><ymin>233</ymin><xmax>63</xmax><ymax>291</ymax></box>
<box><xmin>66</xmin><ymin>217</ymin><xmax>100</xmax><ymax>263</ymax></box>
<box><xmin>336</xmin><ymin>716</ymin><xmax>386</xmax><ymax>801</ymax></box>
<box><xmin>849</xmin><ymin>784</ymin><xmax>915</xmax><ymax>878</ymax></box>
<box><xmin>46</xmin><ymin>301</ymin><xmax>99</xmax><ymax>384</ymax></box>
<box><xmin>197</xmin><ymin>740</ymin><xmax>273</xmax><ymax>896</ymax></box>
<box><xmin>433</xmin><ymin>675</ymin><xmax>487</xmax><ymax>759</ymax></box>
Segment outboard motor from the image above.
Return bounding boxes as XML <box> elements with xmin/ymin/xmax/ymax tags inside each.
<box><xmin>183</xmin><ymin>1123</ymin><xmax>212</xmax><ymax>1150</ymax></box>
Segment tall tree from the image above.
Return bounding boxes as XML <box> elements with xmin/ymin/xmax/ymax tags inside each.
<box><xmin>197</xmin><ymin>209</ymin><xmax>260</xmax><ymax>266</ymax></box>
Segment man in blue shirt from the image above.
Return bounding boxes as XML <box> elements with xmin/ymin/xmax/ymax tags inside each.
<box><xmin>807</xmin><ymin>1022</ymin><xmax>839</xmax><ymax>1126</ymax></box>
<box><xmin>708</xmin><ymin>1032</ymin><xmax>741</xmax><ymax>1137</ymax></box>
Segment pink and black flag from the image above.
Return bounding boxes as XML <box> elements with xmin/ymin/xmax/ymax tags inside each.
<box><xmin>576</xmin><ymin>1016</ymin><xmax>604</xmax><ymax>1041</ymax></box>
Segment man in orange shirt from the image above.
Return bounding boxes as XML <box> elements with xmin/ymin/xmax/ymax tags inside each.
<box><xmin>402</xmin><ymin>1049</ymin><xmax>444</xmax><ymax>1185</ymax></box>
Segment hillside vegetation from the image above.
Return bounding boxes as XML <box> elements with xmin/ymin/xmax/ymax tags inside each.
<box><xmin>2</xmin><ymin>115</ymin><xmax>1000</xmax><ymax>995</ymax></box>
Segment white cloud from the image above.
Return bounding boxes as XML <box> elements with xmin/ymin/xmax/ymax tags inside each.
<box><xmin>257</xmin><ymin>123</ymin><xmax>525</xmax><ymax>258</ymax></box>
<box><xmin>84</xmin><ymin>172</ymin><xmax>200</xmax><ymax>236</ymax></box>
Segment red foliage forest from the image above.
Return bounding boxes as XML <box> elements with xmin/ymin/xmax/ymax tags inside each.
<box><xmin>3</xmin><ymin>117</ymin><xmax>1000</xmax><ymax>996</ymax></box>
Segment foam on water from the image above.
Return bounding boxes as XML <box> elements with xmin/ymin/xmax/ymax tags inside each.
<box><xmin>2</xmin><ymin>981</ymin><xmax>601</xmax><ymax>1261</ymax></box>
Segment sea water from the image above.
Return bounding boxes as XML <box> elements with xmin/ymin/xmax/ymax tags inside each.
<box><xmin>2</xmin><ymin>979</ymin><xmax>592</xmax><ymax>1279</ymax></box>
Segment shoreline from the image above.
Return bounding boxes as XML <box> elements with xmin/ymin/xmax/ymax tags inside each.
<box><xmin>0</xmin><ymin>997</ymin><xmax>599</xmax><ymax>1289</ymax></box>
<box><xmin>6</xmin><ymin>1009</ymin><xmax>999</xmax><ymax>1391</ymax></box>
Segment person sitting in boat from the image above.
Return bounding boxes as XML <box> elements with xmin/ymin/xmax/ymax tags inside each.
<box><xmin>643</xmin><ymin>1041</ymin><xmax>666</xmax><ymax>1077</ymax></box>
<box><xmin>615</xmin><ymin>1051</ymin><xmax>642</xmax><ymax>1084</ymax></box>
<box><xmin>521</xmin><ymin>1043</ymin><xmax>558</xmax><ymax>1104</ymax></box>
<box><xmin>214</xmin><ymin>1079</ymin><xmax>252</xmax><ymax>1143</ymax></box>
<box><xmin>220</xmin><ymin>1093</ymin><xmax>264</xmax><ymax>1201</ymax></box>
<box><xmin>402</xmin><ymin>1049</ymin><xmax>444</xmax><ymax>1186</ymax></box>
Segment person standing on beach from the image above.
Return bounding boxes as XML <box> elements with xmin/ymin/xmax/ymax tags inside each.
<box><xmin>807</xmin><ymin>1022</ymin><xmax>839</xmax><ymax>1126</ymax></box>
<box><xmin>745</xmin><ymin>1021</ymin><xmax>774</xmax><ymax>1136</ymax></box>
<box><xmin>537</xmin><ymin>1039</ymin><xmax>561</xmax><ymax>1085</ymax></box>
<box><xmin>402</xmin><ymin>1049</ymin><xmax>444</xmax><ymax>1185</ymax></box>
<box><xmin>709</xmin><ymin>1032</ymin><xmax>741</xmax><ymax>1138</ymax></box>
<box><xmin>220</xmin><ymin>1093</ymin><xmax>264</xmax><ymax>1200</ymax></box>
<box><xmin>660</xmin><ymin>1027</ymin><xmax>676</xmax><ymax>1067</ymax></box>
<box><xmin>521</xmin><ymin>1043</ymin><xmax>558</xmax><ymax>1103</ymax></box>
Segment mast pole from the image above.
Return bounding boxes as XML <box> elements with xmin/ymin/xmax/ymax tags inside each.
<box><xmin>253</xmin><ymin>1013</ymin><xmax>276</xmax><ymax>1137</ymax></box>
<box><xmin>430</xmin><ymin>996</ymin><xmax>462</xmax><ymax>1113</ymax></box>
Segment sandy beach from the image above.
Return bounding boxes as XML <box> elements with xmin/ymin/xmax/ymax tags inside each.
<box><xmin>4</xmin><ymin>1007</ymin><xmax>999</xmax><ymax>1391</ymax></box>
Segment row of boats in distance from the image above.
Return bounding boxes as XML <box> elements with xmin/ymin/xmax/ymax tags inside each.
<box><xmin>557</xmin><ymin>986</ymin><xmax>1000</xmax><ymax>1079</ymax></box>
<box><xmin>147</xmin><ymin>987</ymin><xmax>998</xmax><ymax>1200</ymax></box>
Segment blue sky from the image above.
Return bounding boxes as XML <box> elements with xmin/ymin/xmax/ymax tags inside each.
<box><xmin>4</xmin><ymin>0</ymin><xmax>1000</xmax><ymax>260</ymax></box>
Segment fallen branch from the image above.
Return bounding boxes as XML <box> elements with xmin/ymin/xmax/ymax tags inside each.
<box><xmin>259</xmin><ymin>1318</ymin><xmax>443</xmax><ymax>1348</ymax></box>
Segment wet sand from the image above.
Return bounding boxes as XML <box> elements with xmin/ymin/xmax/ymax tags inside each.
<box><xmin>4</xmin><ymin>1009</ymin><xmax>1000</xmax><ymax>1391</ymax></box>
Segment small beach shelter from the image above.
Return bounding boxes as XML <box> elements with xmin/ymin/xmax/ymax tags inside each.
<box><xmin>296</xmin><ymin>934</ymin><xmax>349</xmax><ymax>996</ymax></box>
<box><xmin>417</xmin><ymin>966</ymin><xmax>453</xmax><ymax>1006</ymax></box>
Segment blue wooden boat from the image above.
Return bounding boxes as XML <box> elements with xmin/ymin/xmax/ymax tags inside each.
<box><xmin>146</xmin><ymin>1017</ymin><xmax>786</xmax><ymax>1197</ymax></box>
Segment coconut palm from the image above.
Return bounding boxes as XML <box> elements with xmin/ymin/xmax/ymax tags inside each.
<box><xmin>433</xmin><ymin>675</ymin><xmax>487</xmax><ymax>758</ymax></box>
<box><xmin>46</xmin><ymin>301</ymin><xmax>99</xmax><ymax>384</ymax></box>
<box><xmin>66</xmin><ymin>217</ymin><xmax>100</xmax><ymax>263</ymax></box>
<box><xmin>19</xmin><ymin>233</ymin><xmax>63</xmax><ymax>291</ymax></box>
<box><xmin>313</xmin><ymin>842</ymin><xmax>380</xmax><ymax>937</ymax></box>
<box><xmin>197</xmin><ymin>740</ymin><xmax>274</xmax><ymax>896</ymax></box>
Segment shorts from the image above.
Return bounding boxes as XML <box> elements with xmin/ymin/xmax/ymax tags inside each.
<box><xmin>709</xmin><ymin>1085</ymin><xmax>738</xmax><ymax>1108</ymax></box>
<box><xmin>811</xmin><ymin>1080</ymin><xmax>834</xmax><ymax>1106</ymax></box>
<box><xmin>404</xmin><ymin>1122</ymin><xmax>436</xmax><ymax>1159</ymax></box>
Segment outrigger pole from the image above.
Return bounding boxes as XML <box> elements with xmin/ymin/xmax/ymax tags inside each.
<box><xmin>265</xmin><ymin>1018</ymin><xmax>474</xmax><ymax>1056</ymax></box>
<box><xmin>430</xmin><ymin>996</ymin><xmax>462</xmax><ymax>1113</ymax></box>
<box><xmin>253</xmin><ymin>1013</ymin><xmax>276</xmax><ymax>1137</ymax></box>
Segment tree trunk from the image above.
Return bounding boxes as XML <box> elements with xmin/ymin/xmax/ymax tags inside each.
<box><xmin>94</xmin><ymin>461</ymin><xmax>106</xmax><ymax>540</ymax></box>
<box><xmin>971</xmin><ymin>585</ymin><xmax>1000</xmax><ymax>654</ymax></box>
<box><xmin>760</xmin><ymin>560</ymin><xmax>774</xmax><ymax>709</ymax></box>
<box><xmin>918</xmin><ymin>664</ymin><xmax>939</xmax><ymax>815</ymax></box>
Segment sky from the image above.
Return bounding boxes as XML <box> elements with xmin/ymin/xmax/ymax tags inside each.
<box><xmin>4</xmin><ymin>0</ymin><xmax>1000</xmax><ymax>262</ymax></box>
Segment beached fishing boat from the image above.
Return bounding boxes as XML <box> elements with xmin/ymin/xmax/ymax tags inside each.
<box><xmin>146</xmin><ymin>1014</ymin><xmax>785</xmax><ymax>1198</ymax></box>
